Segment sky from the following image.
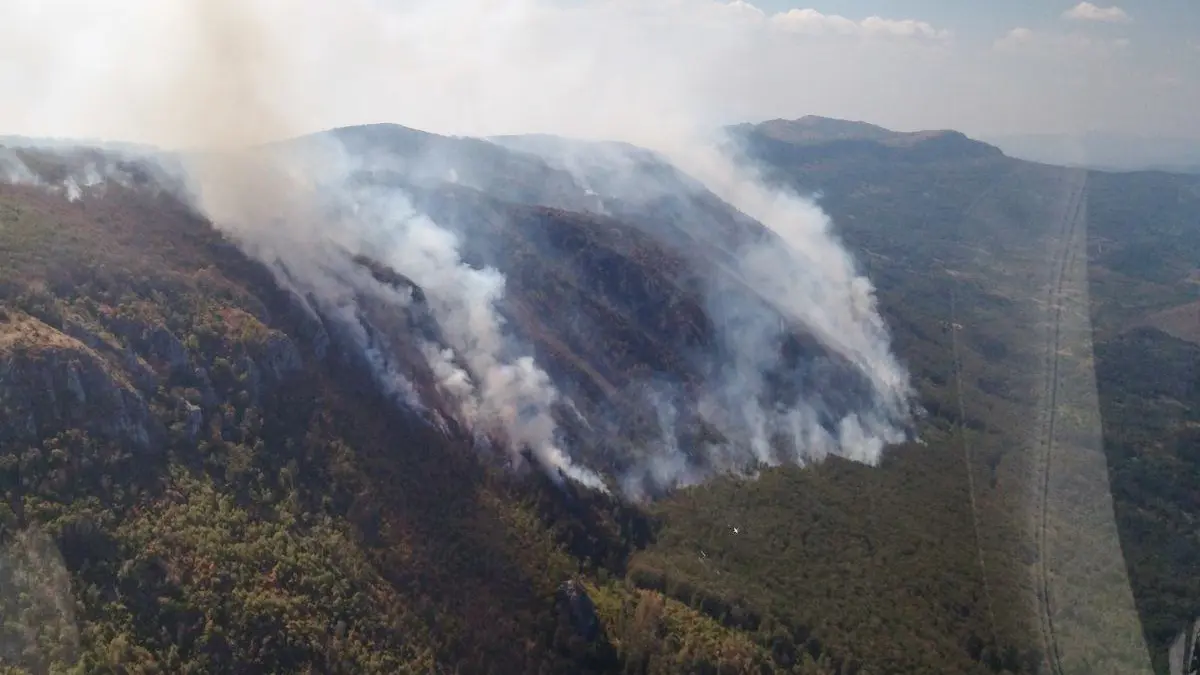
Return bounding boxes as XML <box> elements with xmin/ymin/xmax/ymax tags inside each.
<box><xmin>0</xmin><ymin>0</ymin><xmax>1197</xmax><ymax>146</ymax></box>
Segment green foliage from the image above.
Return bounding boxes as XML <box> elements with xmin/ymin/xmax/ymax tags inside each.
<box><xmin>3</xmin><ymin>176</ymin><xmax>815</xmax><ymax>674</ymax></box>
<box><xmin>3</xmin><ymin>125</ymin><xmax>1198</xmax><ymax>675</ymax></box>
<box><xmin>1095</xmin><ymin>329</ymin><xmax>1200</xmax><ymax>668</ymax></box>
<box><xmin>736</xmin><ymin>126</ymin><xmax>1200</xmax><ymax>673</ymax></box>
<box><xmin>628</xmin><ymin>448</ymin><xmax>1028</xmax><ymax>675</ymax></box>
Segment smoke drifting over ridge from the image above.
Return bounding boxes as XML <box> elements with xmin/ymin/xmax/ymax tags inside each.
<box><xmin>0</xmin><ymin>0</ymin><xmax>911</xmax><ymax>495</ymax></box>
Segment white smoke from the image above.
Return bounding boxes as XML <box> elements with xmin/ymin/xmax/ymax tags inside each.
<box><xmin>63</xmin><ymin>177</ymin><xmax>81</xmax><ymax>201</ymax></box>
<box><xmin>0</xmin><ymin>0</ymin><xmax>912</xmax><ymax>495</ymax></box>
<box><xmin>317</xmin><ymin>280</ymin><xmax>425</xmax><ymax>412</ymax></box>
<box><xmin>499</xmin><ymin>136</ymin><xmax>911</xmax><ymax>493</ymax></box>
<box><xmin>1</xmin><ymin>144</ymin><xmax>137</xmax><ymax>201</ymax></box>
<box><xmin>323</xmin><ymin>160</ymin><xmax>608</xmax><ymax>488</ymax></box>
<box><xmin>696</xmin><ymin>150</ymin><xmax>910</xmax><ymax>469</ymax></box>
<box><xmin>0</xmin><ymin>528</ymin><xmax>80</xmax><ymax>670</ymax></box>
<box><xmin>0</xmin><ymin>147</ymin><xmax>39</xmax><ymax>185</ymax></box>
<box><xmin>178</xmin><ymin>138</ymin><xmax>608</xmax><ymax>486</ymax></box>
<box><xmin>676</xmin><ymin>145</ymin><xmax>909</xmax><ymax>406</ymax></box>
<box><xmin>618</xmin><ymin>385</ymin><xmax>698</xmax><ymax>501</ymax></box>
<box><xmin>63</xmin><ymin>162</ymin><xmax>107</xmax><ymax>201</ymax></box>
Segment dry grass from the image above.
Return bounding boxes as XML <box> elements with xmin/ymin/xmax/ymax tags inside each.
<box><xmin>0</xmin><ymin>312</ymin><xmax>87</xmax><ymax>355</ymax></box>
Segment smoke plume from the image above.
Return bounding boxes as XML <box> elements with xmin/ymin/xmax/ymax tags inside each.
<box><xmin>318</xmin><ymin>157</ymin><xmax>608</xmax><ymax>488</ymax></box>
<box><xmin>0</xmin><ymin>0</ymin><xmax>911</xmax><ymax>495</ymax></box>
<box><xmin>0</xmin><ymin>148</ymin><xmax>38</xmax><ymax>185</ymax></box>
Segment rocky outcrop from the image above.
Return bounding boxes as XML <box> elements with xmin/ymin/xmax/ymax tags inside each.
<box><xmin>258</xmin><ymin>331</ymin><xmax>302</xmax><ymax>382</ymax></box>
<box><xmin>181</xmin><ymin>402</ymin><xmax>204</xmax><ymax>443</ymax></box>
<box><xmin>353</xmin><ymin>254</ymin><xmax>426</xmax><ymax>305</ymax></box>
<box><xmin>100</xmin><ymin>314</ymin><xmax>189</xmax><ymax>375</ymax></box>
<box><xmin>146</xmin><ymin>326</ymin><xmax>189</xmax><ymax>373</ymax></box>
<box><xmin>192</xmin><ymin>366</ymin><xmax>219</xmax><ymax>407</ymax></box>
<box><xmin>0</xmin><ymin>316</ymin><xmax>160</xmax><ymax>451</ymax></box>
<box><xmin>62</xmin><ymin>317</ymin><xmax>158</xmax><ymax>393</ymax></box>
<box><xmin>557</xmin><ymin>580</ymin><xmax>600</xmax><ymax>642</ymax></box>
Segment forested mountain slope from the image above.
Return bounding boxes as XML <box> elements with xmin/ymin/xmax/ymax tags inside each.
<box><xmin>0</xmin><ymin>117</ymin><xmax>1195</xmax><ymax>674</ymax></box>
<box><xmin>731</xmin><ymin>117</ymin><xmax>1200</xmax><ymax>674</ymax></box>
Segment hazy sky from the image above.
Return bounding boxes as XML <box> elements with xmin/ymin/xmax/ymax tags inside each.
<box><xmin>0</xmin><ymin>0</ymin><xmax>1196</xmax><ymax>145</ymax></box>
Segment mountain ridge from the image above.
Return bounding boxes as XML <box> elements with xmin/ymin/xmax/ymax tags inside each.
<box><xmin>0</xmin><ymin>113</ymin><xmax>1196</xmax><ymax>674</ymax></box>
<box><xmin>729</xmin><ymin>115</ymin><xmax>1005</xmax><ymax>159</ymax></box>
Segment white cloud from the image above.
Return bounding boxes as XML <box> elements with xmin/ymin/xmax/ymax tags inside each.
<box><xmin>1063</xmin><ymin>2</ymin><xmax>1131</xmax><ymax>23</ymax></box>
<box><xmin>720</xmin><ymin>0</ymin><xmax>766</xmax><ymax>21</ymax></box>
<box><xmin>993</xmin><ymin>26</ymin><xmax>1127</xmax><ymax>56</ymax></box>
<box><xmin>771</xmin><ymin>8</ymin><xmax>950</xmax><ymax>40</ymax></box>
<box><xmin>994</xmin><ymin>27</ymin><xmax>1035</xmax><ymax>49</ymax></box>
<box><xmin>861</xmin><ymin>16</ymin><xmax>950</xmax><ymax>40</ymax></box>
<box><xmin>771</xmin><ymin>8</ymin><xmax>858</xmax><ymax>35</ymax></box>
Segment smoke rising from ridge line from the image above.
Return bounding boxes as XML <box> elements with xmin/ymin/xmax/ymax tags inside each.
<box><xmin>0</xmin><ymin>0</ymin><xmax>609</xmax><ymax>487</ymax></box>
<box><xmin>0</xmin><ymin>0</ymin><xmax>912</xmax><ymax>495</ymax></box>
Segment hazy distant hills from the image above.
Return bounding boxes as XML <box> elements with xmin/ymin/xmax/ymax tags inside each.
<box><xmin>984</xmin><ymin>131</ymin><xmax>1200</xmax><ymax>173</ymax></box>
<box><xmin>740</xmin><ymin>117</ymin><xmax>1200</xmax><ymax>174</ymax></box>
<box><xmin>728</xmin><ymin>115</ymin><xmax>1004</xmax><ymax>161</ymax></box>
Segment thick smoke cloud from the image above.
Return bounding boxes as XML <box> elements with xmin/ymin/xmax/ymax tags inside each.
<box><xmin>495</xmin><ymin>134</ymin><xmax>910</xmax><ymax>496</ymax></box>
<box><xmin>318</xmin><ymin>152</ymin><xmax>608</xmax><ymax>489</ymax></box>
<box><xmin>0</xmin><ymin>0</ymin><xmax>911</xmax><ymax>496</ymax></box>
<box><xmin>451</xmin><ymin>129</ymin><xmax>912</xmax><ymax>495</ymax></box>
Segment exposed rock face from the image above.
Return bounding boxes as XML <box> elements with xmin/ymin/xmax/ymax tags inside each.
<box><xmin>182</xmin><ymin>402</ymin><xmax>204</xmax><ymax>443</ymax></box>
<box><xmin>225</xmin><ymin>332</ymin><xmax>303</xmax><ymax>407</ymax></box>
<box><xmin>260</xmin><ymin>332</ymin><xmax>302</xmax><ymax>381</ymax></box>
<box><xmin>62</xmin><ymin>317</ymin><xmax>157</xmax><ymax>393</ymax></box>
<box><xmin>352</xmin><ymin>254</ymin><xmax>426</xmax><ymax>305</ymax></box>
<box><xmin>283</xmin><ymin>294</ymin><xmax>331</xmax><ymax>362</ymax></box>
<box><xmin>557</xmin><ymin>579</ymin><xmax>600</xmax><ymax>642</ymax></box>
<box><xmin>147</xmin><ymin>326</ymin><xmax>189</xmax><ymax>373</ymax></box>
<box><xmin>351</xmin><ymin>254</ymin><xmax>442</xmax><ymax>345</ymax></box>
<box><xmin>100</xmin><ymin>315</ymin><xmax>189</xmax><ymax>374</ymax></box>
<box><xmin>193</xmin><ymin>366</ymin><xmax>219</xmax><ymax>407</ymax></box>
<box><xmin>0</xmin><ymin>316</ymin><xmax>160</xmax><ymax>451</ymax></box>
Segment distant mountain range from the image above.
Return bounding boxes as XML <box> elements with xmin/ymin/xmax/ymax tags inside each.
<box><xmin>735</xmin><ymin>117</ymin><xmax>1200</xmax><ymax>174</ymax></box>
<box><xmin>729</xmin><ymin>115</ymin><xmax>1004</xmax><ymax>159</ymax></box>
